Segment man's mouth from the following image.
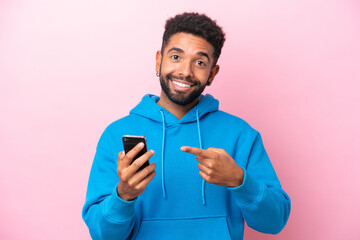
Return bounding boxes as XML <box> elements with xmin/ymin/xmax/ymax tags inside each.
<box><xmin>164</xmin><ymin>74</ymin><xmax>200</xmax><ymax>92</ymax></box>
<box><xmin>171</xmin><ymin>80</ymin><xmax>193</xmax><ymax>88</ymax></box>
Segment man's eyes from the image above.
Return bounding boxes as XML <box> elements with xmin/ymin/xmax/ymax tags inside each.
<box><xmin>196</xmin><ymin>60</ymin><xmax>205</xmax><ymax>66</ymax></box>
<box><xmin>169</xmin><ymin>55</ymin><xmax>206</xmax><ymax>67</ymax></box>
<box><xmin>171</xmin><ymin>55</ymin><xmax>180</xmax><ymax>60</ymax></box>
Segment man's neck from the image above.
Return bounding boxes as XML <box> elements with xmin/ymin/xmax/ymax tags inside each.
<box><xmin>157</xmin><ymin>92</ymin><xmax>199</xmax><ymax>119</ymax></box>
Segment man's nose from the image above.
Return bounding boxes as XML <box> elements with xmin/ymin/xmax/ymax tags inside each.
<box><xmin>179</xmin><ymin>60</ymin><xmax>193</xmax><ymax>78</ymax></box>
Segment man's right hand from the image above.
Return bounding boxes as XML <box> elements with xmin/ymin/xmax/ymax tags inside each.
<box><xmin>116</xmin><ymin>142</ymin><xmax>156</xmax><ymax>201</ymax></box>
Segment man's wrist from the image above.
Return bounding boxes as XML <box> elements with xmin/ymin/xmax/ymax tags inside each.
<box><xmin>117</xmin><ymin>187</ymin><xmax>136</xmax><ymax>201</ymax></box>
<box><xmin>228</xmin><ymin>167</ymin><xmax>245</xmax><ymax>187</ymax></box>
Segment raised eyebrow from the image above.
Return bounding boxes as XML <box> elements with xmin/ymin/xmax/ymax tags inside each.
<box><xmin>197</xmin><ymin>52</ymin><xmax>210</xmax><ymax>62</ymax></box>
<box><xmin>167</xmin><ymin>47</ymin><xmax>184</xmax><ymax>54</ymax></box>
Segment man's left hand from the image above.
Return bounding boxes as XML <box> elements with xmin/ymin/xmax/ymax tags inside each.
<box><xmin>181</xmin><ymin>146</ymin><xmax>244</xmax><ymax>188</ymax></box>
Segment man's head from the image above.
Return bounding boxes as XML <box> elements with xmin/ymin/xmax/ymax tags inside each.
<box><xmin>156</xmin><ymin>13</ymin><xmax>226</xmax><ymax>107</ymax></box>
<box><xmin>161</xmin><ymin>12</ymin><xmax>225</xmax><ymax>66</ymax></box>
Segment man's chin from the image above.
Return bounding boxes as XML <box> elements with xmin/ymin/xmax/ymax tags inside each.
<box><xmin>167</xmin><ymin>93</ymin><xmax>199</xmax><ymax>106</ymax></box>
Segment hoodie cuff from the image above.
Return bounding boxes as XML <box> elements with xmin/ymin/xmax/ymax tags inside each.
<box><xmin>102</xmin><ymin>186</ymin><xmax>136</xmax><ymax>222</ymax></box>
<box><xmin>227</xmin><ymin>169</ymin><xmax>265</xmax><ymax>206</ymax></box>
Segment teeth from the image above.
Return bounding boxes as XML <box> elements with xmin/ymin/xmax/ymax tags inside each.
<box><xmin>173</xmin><ymin>80</ymin><xmax>191</xmax><ymax>88</ymax></box>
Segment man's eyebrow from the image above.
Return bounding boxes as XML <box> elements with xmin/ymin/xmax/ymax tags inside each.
<box><xmin>197</xmin><ymin>52</ymin><xmax>210</xmax><ymax>62</ymax></box>
<box><xmin>167</xmin><ymin>47</ymin><xmax>184</xmax><ymax>53</ymax></box>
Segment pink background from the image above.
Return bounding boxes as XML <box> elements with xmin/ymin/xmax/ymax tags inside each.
<box><xmin>1</xmin><ymin>0</ymin><xmax>359</xmax><ymax>239</ymax></box>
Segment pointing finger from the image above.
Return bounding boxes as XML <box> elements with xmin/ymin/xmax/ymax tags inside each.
<box><xmin>181</xmin><ymin>146</ymin><xmax>213</xmax><ymax>158</ymax></box>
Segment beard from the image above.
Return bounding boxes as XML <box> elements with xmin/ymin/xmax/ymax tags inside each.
<box><xmin>159</xmin><ymin>73</ymin><xmax>208</xmax><ymax>106</ymax></box>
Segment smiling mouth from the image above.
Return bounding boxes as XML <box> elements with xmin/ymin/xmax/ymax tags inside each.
<box><xmin>171</xmin><ymin>79</ymin><xmax>193</xmax><ymax>88</ymax></box>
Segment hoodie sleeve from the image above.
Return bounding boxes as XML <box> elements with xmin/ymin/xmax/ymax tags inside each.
<box><xmin>82</xmin><ymin>131</ymin><xmax>136</xmax><ymax>240</ymax></box>
<box><xmin>228</xmin><ymin>133</ymin><xmax>291</xmax><ymax>234</ymax></box>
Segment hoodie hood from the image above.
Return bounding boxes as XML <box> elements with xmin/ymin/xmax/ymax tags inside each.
<box><xmin>130</xmin><ymin>94</ymin><xmax>219</xmax><ymax>124</ymax></box>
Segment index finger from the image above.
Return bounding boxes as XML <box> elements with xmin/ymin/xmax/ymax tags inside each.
<box><xmin>120</xmin><ymin>142</ymin><xmax>145</xmax><ymax>166</ymax></box>
<box><xmin>181</xmin><ymin>146</ymin><xmax>213</xmax><ymax>158</ymax></box>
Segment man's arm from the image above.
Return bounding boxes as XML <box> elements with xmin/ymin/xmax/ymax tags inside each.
<box><xmin>82</xmin><ymin>132</ymin><xmax>156</xmax><ymax>240</ymax></box>
<box><xmin>181</xmin><ymin>133</ymin><xmax>291</xmax><ymax>234</ymax></box>
<box><xmin>228</xmin><ymin>133</ymin><xmax>290</xmax><ymax>234</ymax></box>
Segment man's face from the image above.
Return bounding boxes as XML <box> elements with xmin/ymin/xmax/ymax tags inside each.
<box><xmin>156</xmin><ymin>32</ymin><xmax>219</xmax><ymax>106</ymax></box>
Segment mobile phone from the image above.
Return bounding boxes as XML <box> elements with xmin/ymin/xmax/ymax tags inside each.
<box><xmin>122</xmin><ymin>135</ymin><xmax>150</xmax><ymax>171</ymax></box>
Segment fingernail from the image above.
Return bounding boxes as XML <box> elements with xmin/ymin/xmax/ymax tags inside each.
<box><xmin>180</xmin><ymin>147</ymin><xmax>186</xmax><ymax>151</ymax></box>
<box><xmin>150</xmin><ymin>150</ymin><xmax>155</xmax><ymax>155</ymax></box>
<box><xmin>137</xmin><ymin>142</ymin><xmax>144</xmax><ymax>148</ymax></box>
<box><xmin>121</xmin><ymin>151</ymin><xmax>125</xmax><ymax>156</ymax></box>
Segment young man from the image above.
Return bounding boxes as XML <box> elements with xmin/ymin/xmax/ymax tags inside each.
<box><xmin>82</xmin><ymin>12</ymin><xmax>291</xmax><ymax>239</ymax></box>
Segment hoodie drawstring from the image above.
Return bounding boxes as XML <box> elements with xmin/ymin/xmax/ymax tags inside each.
<box><xmin>196</xmin><ymin>109</ymin><xmax>206</xmax><ymax>206</ymax></box>
<box><xmin>158</xmin><ymin>109</ymin><xmax>206</xmax><ymax>205</ymax></box>
<box><xmin>159</xmin><ymin>110</ymin><xmax>167</xmax><ymax>199</ymax></box>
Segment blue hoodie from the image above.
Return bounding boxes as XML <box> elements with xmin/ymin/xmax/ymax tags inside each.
<box><xmin>82</xmin><ymin>94</ymin><xmax>291</xmax><ymax>240</ymax></box>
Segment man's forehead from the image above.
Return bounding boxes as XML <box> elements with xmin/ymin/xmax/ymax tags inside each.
<box><xmin>165</xmin><ymin>32</ymin><xmax>215</xmax><ymax>54</ymax></box>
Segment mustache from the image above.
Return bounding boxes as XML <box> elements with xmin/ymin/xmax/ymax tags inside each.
<box><xmin>166</xmin><ymin>74</ymin><xmax>201</xmax><ymax>86</ymax></box>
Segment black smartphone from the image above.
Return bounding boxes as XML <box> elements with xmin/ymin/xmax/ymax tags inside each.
<box><xmin>122</xmin><ymin>135</ymin><xmax>150</xmax><ymax>171</ymax></box>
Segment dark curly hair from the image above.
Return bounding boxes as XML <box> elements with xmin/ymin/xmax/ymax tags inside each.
<box><xmin>161</xmin><ymin>12</ymin><xmax>226</xmax><ymax>66</ymax></box>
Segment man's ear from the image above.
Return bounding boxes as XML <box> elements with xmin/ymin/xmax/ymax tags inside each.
<box><xmin>156</xmin><ymin>51</ymin><xmax>162</xmax><ymax>74</ymax></box>
<box><xmin>207</xmin><ymin>65</ymin><xmax>220</xmax><ymax>86</ymax></box>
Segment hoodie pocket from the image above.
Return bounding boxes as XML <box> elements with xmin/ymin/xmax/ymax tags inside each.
<box><xmin>135</xmin><ymin>216</ymin><xmax>231</xmax><ymax>240</ymax></box>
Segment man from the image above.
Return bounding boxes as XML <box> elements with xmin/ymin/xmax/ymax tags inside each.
<box><xmin>82</xmin><ymin>12</ymin><xmax>291</xmax><ymax>240</ymax></box>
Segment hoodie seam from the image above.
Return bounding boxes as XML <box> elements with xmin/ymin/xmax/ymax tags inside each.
<box><xmin>103</xmin><ymin>212</ymin><xmax>134</xmax><ymax>224</ymax></box>
<box><xmin>101</xmin><ymin>201</ymin><xmax>134</xmax><ymax>224</ymax></box>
